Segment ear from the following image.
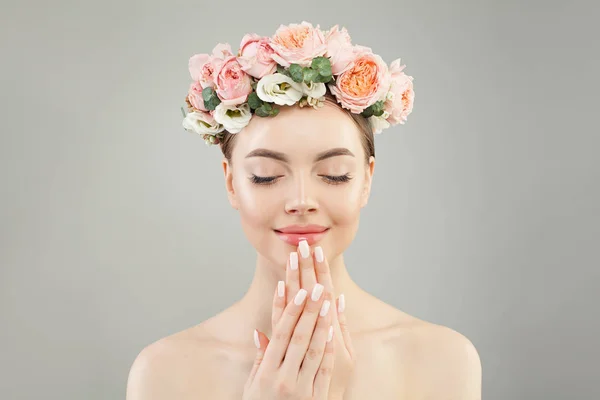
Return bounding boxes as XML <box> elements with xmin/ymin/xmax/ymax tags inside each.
<box><xmin>222</xmin><ymin>158</ymin><xmax>239</xmax><ymax>210</ymax></box>
<box><xmin>360</xmin><ymin>156</ymin><xmax>375</xmax><ymax>208</ymax></box>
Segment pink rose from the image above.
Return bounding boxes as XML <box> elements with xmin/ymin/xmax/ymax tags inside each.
<box><xmin>237</xmin><ymin>34</ymin><xmax>278</xmax><ymax>79</ymax></box>
<box><xmin>188</xmin><ymin>43</ymin><xmax>234</xmax><ymax>88</ymax></box>
<box><xmin>214</xmin><ymin>56</ymin><xmax>253</xmax><ymax>106</ymax></box>
<box><xmin>269</xmin><ymin>21</ymin><xmax>327</xmax><ymax>68</ymax></box>
<box><xmin>384</xmin><ymin>59</ymin><xmax>415</xmax><ymax>125</ymax></box>
<box><xmin>187</xmin><ymin>81</ymin><xmax>208</xmax><ymax>111</ymax></box>
<box><xmin>324</xmin><ymin>25</ymin><xmax>355</xmax><ymax>75</ymax></box>
<box><xmin>328</xmin><ymin>46</ymin><xmax>391</xmax><ymax>113</ymax></box>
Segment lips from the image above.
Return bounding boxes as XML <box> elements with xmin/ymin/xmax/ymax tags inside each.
<box><xmin>274</xmin><ymin>224</ymin><xmax>330</xmax><ymax>246</ymax></box>
<box><xmin>275</xmin><ymin>224</ymin><xmax>329</xmax><ymax>234</ymax></box>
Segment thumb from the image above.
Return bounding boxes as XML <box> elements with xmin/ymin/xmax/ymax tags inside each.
<box><xmin>246</xmin><ymin>329</ymin><xmax>269</xmax><ymax>385</ymax></box>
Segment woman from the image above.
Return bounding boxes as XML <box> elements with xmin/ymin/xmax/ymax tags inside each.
<box><xmin>127</xmin><ymin>22</ymin><xmax>481</xmax><ymax>399</ymax></box>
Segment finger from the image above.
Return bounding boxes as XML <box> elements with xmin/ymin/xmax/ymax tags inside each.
<box><xmin>279</xmin><ymin>283</ymin><xmax>327</xmax><ymax>375</ymax></box>
<box><xmin>271</xmin><ymin>280</ymin><xmax>286</xmax><ymax>331</ymax></box>
<box><xmin>298</xmin><ymin>239</ymin><xmax>317</xmax><ymax>291</ymax></box>
<box><xmin>336</xmin><ymin>294</ymin><xmax>355</xmax><ymax>359</ymax></box>
<box><xmin>312</xmin><ymin>325</ymin><xmax>335</xmax><ymax>398</ymax></box>
<box><xmin>262</xmin><ymin>288</ymin><xmax>309</xmax><ymax>369</ymax></box>
<box><xmin>286</xmin><ymin>251</ymin><xmax>300</xmax><ymax>307</ymax></box>
<box><xmin>246</xmin><ymin>329</ymin><xmax>269</xmax><ymax>387</ymax></box>
<box><xmin>313</xmin><ymin>246</ymin><xmax>347</xmax><ymax>354</ymax></box>
<box><xmin>297</xmin><ymin>290</ymin><xmax>333</xmax><ymax>386</ymax></box>
<box><xmin>313</xmin><ymin>245</ymin><xmax>333</xmax><ymax>292</ymax></box>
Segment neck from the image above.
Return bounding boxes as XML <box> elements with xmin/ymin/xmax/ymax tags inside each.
<box><xmin>236</xmin><ymin>252</ymin><xmax>361</xmax><ymax>338</ymax></box>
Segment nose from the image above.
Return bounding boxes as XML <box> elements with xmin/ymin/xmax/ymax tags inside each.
<box><xmin>284</xmin><ymin>175</ymin><xmax>318</xmax><ymax>215</ymax></box>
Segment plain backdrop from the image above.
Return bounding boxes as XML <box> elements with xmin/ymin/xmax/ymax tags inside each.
<box><xmin>1</xmin><ymin>0</ymin><xmax>599</xmax><ymax>399</ymax></box>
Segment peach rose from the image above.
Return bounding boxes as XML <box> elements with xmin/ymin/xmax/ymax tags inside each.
<box><xmin>188</xmin><ymin>43</ymin><xmax>234</xmax><ymax>89</ymax></box>
<box><xmin>237</xmin><ymin>34</ymin><xmax>278</xmax><ymax>79</ymax></box>
<box><xmin>324</xmin><ymin>25</ymin><xmax>355</xmax><ymax>75</ymax></box>
<box><xmin>384</xmin><ymin>58</ymin><xmax>415</xmax><ymax>125</ymax></box>
<box><xmin>187</xmin><ymin>81</ymin><xmax>208</xmax><ymax>111</ymax></box>
<box><xmin>269</xmin><ymin>21</ymin><xmax>327</xmax><ymax>68</ymax></box>
<box><xmin>214</xmin><ymin>56</ymin><xmax>253</xmax><ymax>106</ymax></box>
<box><xmin>328</xmin><ymin>46</ymin><xmax>391</xmax><ymax>113</ymax></box>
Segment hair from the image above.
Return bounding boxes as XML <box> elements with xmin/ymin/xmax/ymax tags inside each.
<box><xmin>219</xmin><ymin>91</ymin><xmax>375</xmax><ymax>164</ymax></box>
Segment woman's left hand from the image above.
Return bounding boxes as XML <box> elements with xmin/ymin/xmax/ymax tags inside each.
<box><xmin>271</xmin><ymin>240</ymin><xmax>355</xmax><ymax>398</ymax></box>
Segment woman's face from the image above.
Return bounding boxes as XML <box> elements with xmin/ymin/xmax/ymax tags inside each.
<box><xmin>223</xmin><ymin>102</ymin><xmax>375</xmax><ymax>269</ymax></box>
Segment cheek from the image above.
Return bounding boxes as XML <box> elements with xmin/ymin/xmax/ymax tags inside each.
<box><xmin>327</xmin><ymin>180</ymin><xmax>364</xmax><ymax>225</ymax></box>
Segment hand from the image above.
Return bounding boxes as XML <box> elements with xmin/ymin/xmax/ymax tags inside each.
<box><xmin>242</xmin><ymin>263</ymin><xmax>335</xmax><ymax>399</ymax></box>
<box><xmin>275</xmin><ymin>241</ymin><xmax>355</xmax><ymax>398</ymax></box>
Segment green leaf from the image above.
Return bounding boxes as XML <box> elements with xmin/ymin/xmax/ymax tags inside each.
<box><xmin>270</xmin><ymin>107</ymin><xmax>280</xmax><ymax>116</ymax></box>
<box><xmin>289</xmin><ymin>64</ymin><xmax>303</xmax><ymax>83</ymax></box>
<box><xmin>311</xmin><ymin>56</ymin><xmax>331</xmax><ymax>71</ymax></box>
<box><xmin>255</xmin><ymin>106</ymin><xmax>270</xmax><ymax>117</ymax></box>
<box><xmin>303</xmin><ymin>68</ymin><xmax>319</xmax><ymax>83</ymax></box>
<box><xmin>202</xmin><ymin>87</ymin><xmax>214</xmax><ymax>102</ymax></box>
<box><xmin>248</xmin><ymin>92</ymin><xmax>263</xmax><ymax>110</ymax></box>
<box><xmin>361</xmin><ymin>105</ymin><xmax>375</xmax><ymax>118</ymax></box>
<box><xmin>371</xmin><ymin>100</ymin><xmax>385</xmax><ymax>117</ymax></box>
<box><xmin>313</xmin><ymin>73</ymin><xmax>332</xmax><ymax>83</ymax></box>
<box><xmin>202</xmin><ymin>87</ymin><xmax>221</xmax><ymax>111</ymax></box>
<box><xmin>277</xmin><ymin>65</ymin><xmax>291</xmax><ymax>77</ymax></box>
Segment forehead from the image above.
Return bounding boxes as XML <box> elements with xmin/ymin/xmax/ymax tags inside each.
<box><xmin>232</xmin><ymin>103</ymin><xmax>364</xmax><ymax>161</ymax></box>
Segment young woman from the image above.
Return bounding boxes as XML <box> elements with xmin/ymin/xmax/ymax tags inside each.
<box><xmin>126</xmin><ymin>22</ymin><xmax>481</xmax><ymax>400</ymax></box>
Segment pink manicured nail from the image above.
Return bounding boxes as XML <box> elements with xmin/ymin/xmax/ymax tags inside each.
<box><xmin>327</xmin><ymin>326</ymin><xmax>334</xmax><ymax>342</ymax></box>
<box><xmin>254</xmin><ymin>329</ymin><xmax>260</xmax><ymax>348</ymax></box>
<box><xmin>320</xmin><ymin>300</ymin><xmax>331</xmax><ymax>317</ymax></box>
<box><xmin>315</xmin><ymin>246</ymin><xmax>324</xmax><ymax>262</ymax></box>
<box><xmin>294</xmin><ymin>289</ymin><xmax>308</xmax><ymax>305</ymax></box>
<box><xmin>338</xmin><ymin>294</ymin><xmax>345</xmax><ymax>313</ymax></box>
<box><xmin>311</xmin><ymin>283</ymin><xmax>324</xmax><ymax>301</ymax></box>
<box><xmin>277</xmin><ymin>281</ymin><xmax>285</xmax><ymax>297</ymax></box>
<box><xmin>290</xmin><ymin>252</ymin><xmax>298</xmax><ymax>270</ymax></box>
<box><xmin>298</xmin><ymin>239</ymin><xmax>310</xmax><ymax>258</ymax></box>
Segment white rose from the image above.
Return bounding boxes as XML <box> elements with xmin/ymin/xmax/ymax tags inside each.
<box><xmin>302</xmin><ymin>81</ymin><xmax>326</xmax><ymax>99</ymax></box>
<box><xmin>368</xmin><ymin>114</ymin><xmax>391</xmax><ymax>134</ymax></box>
<box><xmin>182</xmin><ymin>111</ymin><xmax>224</xmax><ymax>135</ymax></box>
<box><xmin>213</xmin><ymin>103</ymin><xmax>252</xmax><ymax>134</ymax></box>
<box><xmin>256</xmin><ymin>73</ymin><xmax>303</xmax><ymax>106</ymax></box>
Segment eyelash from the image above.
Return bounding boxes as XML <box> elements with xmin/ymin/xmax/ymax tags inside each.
<box><xmin>250</xmin><ymin>173</ymin><xmax>352</xmax><ymax>186</ymax></box>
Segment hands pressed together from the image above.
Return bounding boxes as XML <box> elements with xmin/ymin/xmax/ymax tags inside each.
<box><xmin>243</xmin><ymin>240</ymin><xmax>355</xmax><ymax>400</ymax></box>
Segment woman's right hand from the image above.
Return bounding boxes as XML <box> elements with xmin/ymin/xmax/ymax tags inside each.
<box><xmin>242</xmin><ymin>281</ymin><xmax>334</xmax><ymax>399</ymax></box>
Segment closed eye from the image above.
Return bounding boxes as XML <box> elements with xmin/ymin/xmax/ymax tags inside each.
<box><xmin>320</xmin><ymin>173</ymin><xmax>352</xmax><ymax>185</ymax></box>
<box><xmin>249</xmin><ymin>173</ymin><xmax>353</xmax><ymax>186</ymax></box>
<box><xmin>249</xmin><ymin>174</ymin><xmax>280</xmax><ymax>185</ymax></box>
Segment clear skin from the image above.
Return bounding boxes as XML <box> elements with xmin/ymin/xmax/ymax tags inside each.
<box><xmin>126</xmin><ymin>101</ymin><xmax>482</xmax><ymax>399</ymax></box>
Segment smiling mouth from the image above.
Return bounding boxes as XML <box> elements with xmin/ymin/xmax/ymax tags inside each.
<box><xmin>273</xmin><ymin>227</ymin><xmax>330</xmax><ymax>246</ymax></box>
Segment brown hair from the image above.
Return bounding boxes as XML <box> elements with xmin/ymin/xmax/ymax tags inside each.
<box><xmin>219</xmin><ymin>92</ymin><xmax>375</xmax><ymax>163</ymax></box>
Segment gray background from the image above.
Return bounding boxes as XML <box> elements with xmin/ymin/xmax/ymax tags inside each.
<box><xmin>1</xmin><ymin>0</ymin><xmax>598</xmax><ymax>399</ymax></box>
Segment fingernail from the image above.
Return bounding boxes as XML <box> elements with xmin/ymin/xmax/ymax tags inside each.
<box><xmin>327</xmin><ymin>325</ymin><xmax>333</xmax><ymax>342</ymax></box>
<box><xmin>311</xmin><ymin>283</ymin><xmax>324</xmax><ymax>301</ymax></box>
<box><xmin>338</xmin><ymin>294</ymin><xmax>345</xmax><ymax>313</ymax></box>
<box><xmin>298</xmin><ymin>239</ymin><xmax>310</xmax><ymax>258</ymax></box>
<box><xmin>277</xmin><ymin>280</ymin><xmax>285</xmax><ymax>297</ymax></box>
<box><xmin>294</xmin><ymin>288</ymin><xmax>308</xmax><ymax>305</ymax></box>
<box><xmin>315</xmin><ymin>246</ymin><xmax>324</xmax><ymax>262</ymax></box>
<box><xmin>254</xmin><ymin>329</ymin><xmax>260</xmax><ymax>348</ymax></box>
<box><xmin>289</xmin><ymin>252</ymin><xmax>298</xmax><ymax>270</ymax></box>
<box><xmin>320</xmin><ymin>300</ymin><xmax>331</xmax><ymax>316</ymax></box>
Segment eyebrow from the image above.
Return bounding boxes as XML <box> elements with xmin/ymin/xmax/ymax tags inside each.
<box><xmin>245</xmin><ymin>147</ymin><xmax>355</xmax><ymax>163</ymax></box>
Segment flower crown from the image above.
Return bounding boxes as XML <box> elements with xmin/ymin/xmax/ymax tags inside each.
<box><xmin>181</xmin><ymin>21</ymin><xmax>415</xmax><ymax>146</ymax></box>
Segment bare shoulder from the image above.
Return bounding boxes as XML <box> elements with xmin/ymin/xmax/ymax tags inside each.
<box><xmin>126</xmin><ymin>317</ymin><xmax>244</xmax><ymax>400</ymax></box>
<box><xmin>363</xmin><ymin>296</ymin><xmax>482</xmax><ymax>399</ymax></box>
<box><xmin>406</xmin><ymin>321</ymin><xmax>482</xmax><ymax>399</ymax></box>
<box><xmin>385</xmin><ymin>307</ymin><xmax>482</xmax><ymax>400</ymax></box>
